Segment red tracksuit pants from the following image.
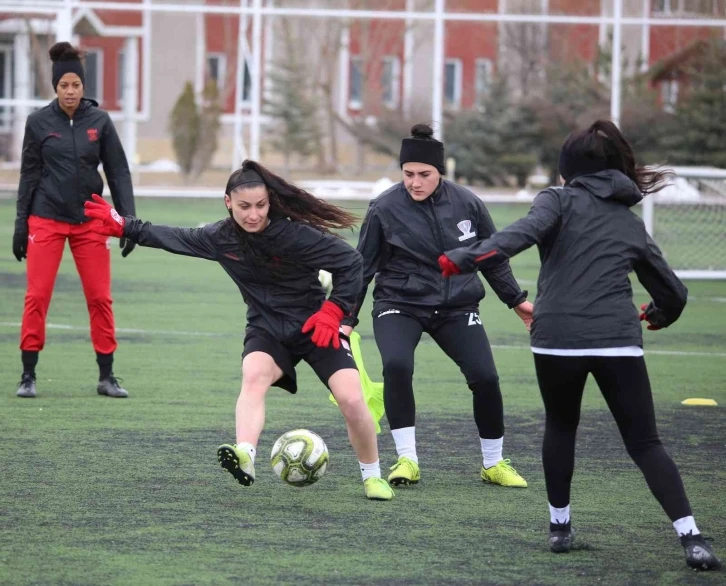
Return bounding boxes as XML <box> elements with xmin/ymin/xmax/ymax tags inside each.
<box><xmin>20</xmin><ymin>215</ymin><xmax>117</xmax><ymax>354</ymax></box>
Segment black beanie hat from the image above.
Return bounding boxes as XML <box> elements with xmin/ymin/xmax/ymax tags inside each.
<box><xmin>399</xmin><ymin>124</ymin><xmax>446</xmax><ymax>174</ymax></box>
<box><xmin>50</xmin><ymin>42</ymin><xmax>85</xmax><ymax>91</ymax></box>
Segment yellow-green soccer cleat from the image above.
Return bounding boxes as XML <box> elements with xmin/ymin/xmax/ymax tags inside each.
<box><xmin>364</xmin><ymin>477</ymin><xmax>395</xmax><ymax>501</ymax></box>
<box><xmin>387</xmin><ymin>456</ymin><xmax>421</xmax><ymax>486</ymax></box>
<box><xmin>217</xmin><ymin>444</ymin><xmax>255</xmax><ymax>486</ymax></box>
<box><xmin>481</xmin><ymin>459</ymin><xmax>528</xmax><ymax>488</ymax></box>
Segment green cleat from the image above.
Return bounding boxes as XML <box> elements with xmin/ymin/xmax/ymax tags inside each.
<box><xmin>387</xmin><ymin>456</ymin><xmax>420</xmax><ymax>486</ymax></box>
<box><xmin>217</xmin><ymin>444</ymin><xmax>255</xmax><ymax>486</ymax></box>
<box><xmin>481</xmin><ymin>459</ymin><xmax>528</xmax><ymax>488</ymax></box>
<box><xmin>364</xmin><ymin>477</ymin><xmax>395</xmax><ymax>500</ymax></box>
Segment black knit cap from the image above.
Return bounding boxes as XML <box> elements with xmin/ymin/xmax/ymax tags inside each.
<box><xmin>399</xmin><ymin>124</ymin><xmax>446</xmax><ymax>174</ymax></box>
<box><xmin>50</xmin><ymin>42</ymin><xmax>85</xmax><ymax>91</ymax></box>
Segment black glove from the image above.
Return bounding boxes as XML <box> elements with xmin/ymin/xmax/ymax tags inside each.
<box><xmin>119</xmin><ymin>237</ymin><xmax>136</xmax><ymax>258</ymax></box>
<box><xmin>12</xmin><ymin>219</ymin><xmax>28</xmax><ymax>262</ymax></box>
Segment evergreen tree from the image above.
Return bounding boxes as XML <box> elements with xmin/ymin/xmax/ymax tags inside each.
<box><xmin>168</xmin><ymin>82</ymin><xmax>199</xmax><ymax>180</ymax></box>
<box><xmin>662</xmin><ymin>41</ymin><xmax>726</xmax><ymax>167</ymax></box>
<box><xmin>264</xmin><ymin>61</ymin><xmax>322</xmax><ymax>173</ymax></box>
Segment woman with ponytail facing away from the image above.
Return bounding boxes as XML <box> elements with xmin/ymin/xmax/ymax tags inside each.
<box><xmin>83</xmin><ymin>159</ymin><xmax>394</xmax><ymax>501</ymax></box>
<box><xmin>439</xmin><ymin>120</ymin><xmax>721</xmax><ymax>570</ymax></box>
<box><xmin>13</xmin><ymin>42</ymin><xmax>136</xmax><ymax>399</ymax></box>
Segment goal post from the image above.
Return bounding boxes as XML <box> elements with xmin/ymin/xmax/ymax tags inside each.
<box><xmin>642</xmin><ymin>167</ymin><xmax>726</xmax><ymax>280</ymax></box>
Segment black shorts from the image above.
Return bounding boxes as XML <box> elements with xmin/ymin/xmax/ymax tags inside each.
<box><xmin>241</xmin><ymin>328</ymin><xmax>357</xmax><ymax>394</ymax></box>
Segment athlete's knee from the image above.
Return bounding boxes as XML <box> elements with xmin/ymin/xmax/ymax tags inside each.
<box><xmin>242</xmin><ymin>364</ymin><xmax>277</xmax><ymax>394</ymax></box>
<box><xmin>382</xmin><ymin>354</ymin><xmax>414</xmax><ymax>381</ymax></box>
<box><xmin>623</xmin><ymin>433</ymin><xmax>663</xmax><ymax>459</ymax></box>
<box><xmin>468</xmin><ymin>368</ymin><xmax>500</xmax><ymax>394</ymax></box>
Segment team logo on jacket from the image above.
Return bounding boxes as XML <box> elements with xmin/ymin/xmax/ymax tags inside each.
<box><xmin>87</xmin><ymin>128</ymin><xmax>99</xmax><ymax>142</ymax></box>
<box><xmin>457</xmin><ymin>220</ymin><xmax>476</xmax><ymax>241</ymax></box>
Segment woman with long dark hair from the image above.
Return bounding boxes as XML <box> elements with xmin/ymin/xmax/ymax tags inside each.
<box><xmin>83</xmin><ymin>159</ymin><xmax>394</xmax><ymax>500</ymax></box>
<box><xmin>13</xmin><ymin>41</ymin><xmax>136</xmax><ymax>399</ymax></box>
<box><xmin>439</xmin><ymin>120</ymin><xmax>721</xmax><ymax>570</ymax></box>
<box><xmin>344</xmin><ymin>124</ymin><xmax>532</xmax><ymax>489</ymax></box>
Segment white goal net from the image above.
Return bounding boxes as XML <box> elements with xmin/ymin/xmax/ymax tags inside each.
<box><xmin>642</xmin><ymin>167</ymin><xmax>726</xmax><ymax>280</ymax></box>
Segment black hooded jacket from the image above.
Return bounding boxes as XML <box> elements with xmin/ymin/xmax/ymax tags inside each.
<box><xmin>122</xmin><ymin>215</ymin><xmax>362</xmax><ymax>341</ymax></box>
<box><xmin>444</xmin><ymin>170</ymin><xmax>688</xmax><ymax>349</ymax></box>
<box><xmin>345</xmin><ymin>179</ymin><xmax>527</xmax><ymax>325</ymax></box>
<box><xmin>16</xmin><ymin>98</ymin><xmax>135</xmax><ymax>225</ymax></box>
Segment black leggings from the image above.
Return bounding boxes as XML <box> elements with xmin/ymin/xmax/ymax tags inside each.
<box><xmin>534</xmin><ymin>353</ymin><xmax>692</xmax><ymax>521</ymax></box>
<box><xmin>373</xmin><ymin>310</ymin><xmax>504</xmax><ymax>439</ymax></box>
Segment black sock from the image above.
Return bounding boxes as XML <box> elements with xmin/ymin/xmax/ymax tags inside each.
<box><xmin>96</xmin><ymin>352</ymin><xmax>114</xmax><ymax>380</ymax></box>
<box><xmin>22</xmin><ymin>350</ymin><xmax>39</xmax><ymax>378</ymax></box>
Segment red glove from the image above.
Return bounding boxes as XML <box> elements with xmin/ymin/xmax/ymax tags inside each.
<box><xmin>83</xmin><ymin>194</ymin><xmax>125</xmax><ymax>238</ymax></box>
<box><xmin>639</xmin><ymin>303</ymin><xmax>662</xmax><ymax>331</ymax></box>
<box><xmin>302</xmin><ymin>301</ymin><xmax>345</xmax><ymax>349</ymax></box>
<box><xmin>438</xmin><ymin>254</ymin><xmax>461</xmax><ymax>278</ymax></box>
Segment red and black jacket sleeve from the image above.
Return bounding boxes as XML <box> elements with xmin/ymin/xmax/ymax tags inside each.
<box><xmin>474</xmin><ymin>199</ymin><xmax>529</xmax><ymax>308</ymax></box>
<box><xmin>445</xmin><ymin>188</ymin><xmax>561</xmax><ymax>274</ymax></box>
<box><xmin>287</xmin><ymin>223</ymin><xmax>363</xmax><ymax>318</ymax></box>
<box><xmin>16</xmin><ymin>118</ymin><xmax>42</xmax><ymax>225</ymax></box>
<box><xmin>100</xmin><ymin>113</ymin><xmax>136</xmax><ymax>218</ymax></box>
<box><xmin>123</xmin><ymin>217</ymin><xmax>218</xmax><ymax>260</ymax></box>
<box><xmin>342</xmin><ymin>201</ymin><xmax>388</xmax><ymax>327</ymax></box>
<box><xmin>634</xmin><ymin>232</ymin><xmax>688</xmax><ymax>328</ymax></box>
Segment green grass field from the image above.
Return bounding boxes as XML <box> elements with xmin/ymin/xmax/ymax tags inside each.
<box><xmin>1</xmin><ymin>197</ymin><xmax>725</xmax><ymax>586</ymax></box>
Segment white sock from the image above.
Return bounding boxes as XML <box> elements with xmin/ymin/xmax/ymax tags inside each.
<box><xmin>549</xmin><ymin>503</ymin><xmax>571</xmax><ymax>525</ymax></box>
<box><xmin>391</xmin><ymin>426</ymin><xmax>418</xmax><ymax>463</ymax></box>
<box><xmin>359</xmin><ymin>460</ymin><xmax>381</xmax><ymax>481</ymax></box>
<box><xmin>673</xmin><ymin>516</ymin><xmax>699</xmax><ymax>537</ymax></box>
<box><xmin>236</xmin><ymin>442</ymin><xmax>256</xmax><ymax>463</ymax></box>
<box><xmin>480</xmin><ymin>436</ymin><xmax>503</xmax><ymax>469</ymax></box>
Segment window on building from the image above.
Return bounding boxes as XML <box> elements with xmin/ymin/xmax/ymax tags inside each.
<box><xmin>444</xmin><ymin>59</ymin><xmax>462</xmax><ymax>109</ymax></box>
<box><xmin>83</xmin><ymin>49</ymin><xmax>103</xmax><ymax>104</ymax></box>
<box><xmin>116</xmin><ymin>49</ymin><xmax>126</xmax><ymax>104</ymax></box>
<box><xmin>381</xmin><ymin>56</ymin><xmax>400</xmax><ymax>108</ymax></box>
<box><xmin>242</xmin><ymin>60</ymin><xmax>251</xmax><ymax>103</ymax></box>
<box><xmin>349</xmin><ymin>57</ymin><xmax>363</xmax><ymax>109</ymax></box>
<box><xmin>206</xmin><ymin>53</ymin><xmax>227</xmax><ymax>92</ymax></box>
<box><xmin>654</xmin><ymin>0</ymin><xmax>723</xmax><ymax>14</ymax></box>
<box><xmin>661</xmin><ymin>78</ymin><xmax>679</xmax><ymax>113</ymax></box>
<box><xmin>475</xmin><ymin>58</ymin><xmax>493</xmax><ymax>104</ymax></box>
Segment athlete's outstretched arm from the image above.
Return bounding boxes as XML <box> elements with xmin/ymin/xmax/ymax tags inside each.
<box><xmin>286</xmin><ymin>222</ymin><xmax>363</xmax><ymax>317</ymax></box>
<box><xmin>343</xmin><ymin>202</ymin><xmax>388</xmax><ymax>328</ymax></box>
<box><xmin>634</xmin><ymin>232</ymin><xmax>688</xmax><ymax>328</ymax></box>
<box><xmin>84</xmin><ymin>194</ymin><xmax>218</xmax><ymax>260</ymax></box>
<box><xmin>442</xmin><ymin>189</ymin><xmax>561</xmax><ymax>274</ymax></box>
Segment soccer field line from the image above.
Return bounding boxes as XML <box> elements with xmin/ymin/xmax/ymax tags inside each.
<box><xmin>1</xmin><ymin>321</ymin><xmax>725</xmax><ymax>358</ymax></box>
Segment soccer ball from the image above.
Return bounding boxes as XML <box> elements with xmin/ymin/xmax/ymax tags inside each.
<box><xmin>270</xmin><ymin>429</ymin><xmax>329</xmax><ymax>487</ymax></box>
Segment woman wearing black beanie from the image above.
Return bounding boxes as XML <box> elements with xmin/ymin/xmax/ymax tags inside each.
<box><xmin>343</xmin><ymin>123</ymin><xmax>533</xmax><ymax>489</ymax></box>
<box><xmin>12</xmin><ymin>41</ymin><xmax>137</xmax><ymax>399</ymax></box>
<box><xmin>439</xmin><ymin>120</ymin><xmax>721</xmax><ymax>570</ymax></box>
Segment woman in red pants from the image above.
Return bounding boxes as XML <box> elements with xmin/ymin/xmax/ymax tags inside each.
<box><xmin>12</xmin><ymin>41</ymin><xmax>136</xmax><ymax>399</ymax></box>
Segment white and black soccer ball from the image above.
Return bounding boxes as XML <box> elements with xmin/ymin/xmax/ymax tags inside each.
<box><xmin>270</xmin><ymin>429</ymin><xmax>329</xmax><ymax>487</ymax></box>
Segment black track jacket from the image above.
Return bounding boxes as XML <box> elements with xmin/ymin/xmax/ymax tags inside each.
<box><xmin>345</xmin><ymin>180</ymin><xmax>527</xmax><ymax>326</ymax></box>
<box><xmin>444</xmin><ymin>170</ymin><xmax>688</xmax><ymax>349</ymax></box>
<box><xmin>123</xmin><ymin>216</ymin><xmax>362</xmax><ymax>340</ymax></box>
<box><xmin>16</xmin><ymin>98</ymin><xmax>135</xmax><ymax>225</ymax></box>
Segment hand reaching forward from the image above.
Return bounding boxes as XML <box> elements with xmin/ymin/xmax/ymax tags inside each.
<box><xmin>513</xmin><ymin>301</ymin><xmax>534</xmax><ymax>331</ymax></box>
<box><xmin>84</xmin><ymin>194</ymin><xmax>125</xmax><ymax>238</ymax></box>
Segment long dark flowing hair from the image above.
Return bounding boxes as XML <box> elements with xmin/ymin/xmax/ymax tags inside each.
<box><xmin>226</xmin><ymin>160</ymin><xmax>358</xmax><ymax>233</ymax></box>
<box><xmin>560</xmin><ymin>120</ymin><xmax>673</xmax><ymax>195</ymax></box>
<box><xmin>223</xmin><ymin>160</ymin><xmax>357</xmax><ymax>273</ymax></box>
